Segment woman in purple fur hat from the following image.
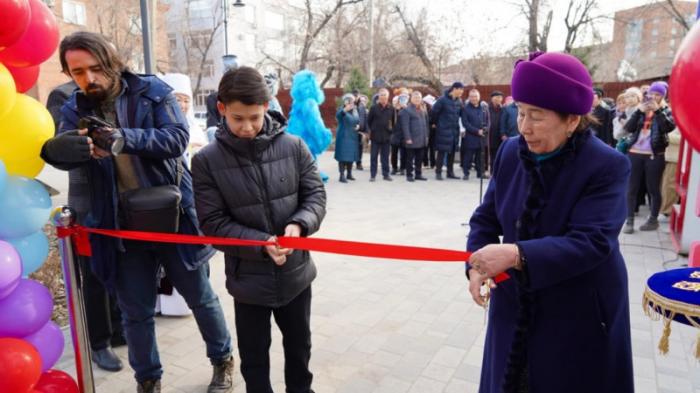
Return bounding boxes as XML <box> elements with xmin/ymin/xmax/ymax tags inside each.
<box><xmin>465</xmin><ymin>52</ymin><xmax>634</xmax><ymax>393</ymax></box>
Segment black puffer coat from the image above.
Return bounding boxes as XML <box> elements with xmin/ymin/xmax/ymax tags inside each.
<box><xmin>623</xmin><ymin>106</ymin><xmax>675</xmax><ymax>155</ymax></box>
<box><xmin>192</xmin><ymin>112</ymin><xmax>326</xmax><ymax>307</ymax></box>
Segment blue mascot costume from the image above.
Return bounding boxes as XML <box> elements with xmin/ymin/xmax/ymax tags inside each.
<box><xmin>287</xmin><ymin>70</ymin><xmax>332</xmax><ymax>182</ymax></box>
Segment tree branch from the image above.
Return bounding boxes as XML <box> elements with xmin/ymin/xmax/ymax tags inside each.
<box><xmin>662</xmin><ymin>0</ymin><xmax>691</xmax><ymax>32</ymax></box>
<box><xmin>260</xmin><ymin>51</ymin><xmax>296</xmax><ymax>75</ymax></box>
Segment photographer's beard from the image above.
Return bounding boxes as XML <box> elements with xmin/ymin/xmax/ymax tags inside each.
<box><xmin>84</xmin><ymin>76</ymin><xmax>121</xmax><ymax>104</ymax></box>
<box><xmin>84</xmin><ymin>82</ymin><xmax>109</xmax><ymax>101</ymax></box>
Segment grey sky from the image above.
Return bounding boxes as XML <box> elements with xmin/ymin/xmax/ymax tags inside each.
<box><xmin>403</xmin><ymin>0</ymin><xmax>658</xmax><ymax>57</ymax></box>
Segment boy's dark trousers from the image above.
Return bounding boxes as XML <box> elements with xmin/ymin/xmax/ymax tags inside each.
<box><xmin>234</xmin><ymin>286</ymin><xmax>313</xmax><ymax>393</ymax></box>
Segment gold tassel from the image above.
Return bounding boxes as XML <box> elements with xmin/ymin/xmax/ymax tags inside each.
<box><xmin>658</xmin><ymin>319</ymin><xmax>671</xmax><ymax>355</ymax></box>
<box><xmin>695</xmin><ymin>333</ymin><xmax>700</xmax><ymax>360</ymax></box>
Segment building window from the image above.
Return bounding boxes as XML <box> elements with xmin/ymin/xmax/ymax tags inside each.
<box><xmin>244</xmin><ymin>4</ymin><xmax>256</xmax><ymax>24</ymax></box>
<box><xmin>265</xmin><ymin>11</ymin><xmax>284</xmax><ymax>30</ymax></box>
<box><xmin>187</xmin><ymin>30</ymin><xmax>213</xmax><ymax>48</ymax></box>
<box><xmin>624</xmin><ymin>19</ymin><xmax>642</xmax><ymax>60</ymax></box>
<box><xmin>670</xmin><ymin>38</ymin><xmax>676</xmax><ymax>48</ymax></box>
<box><xmin>672</xmin><ymin>27</ymin><xmax>677</xmax><ymax>36</ymax></box>
<box><xmin>188</xmin><ymin>0</ymin><xmax>211</xmax><ymax>19</ymax></box>
<box><xmin>63</xmin><ymin>0</ymin><xmax>86</xmax><ymax>25</ymax></box>
<box><xmin>129</xmin><ymin>14</ymin><xmax>142</xmax><ymax>34</ymax></box>
<box><xmin>195</xmin><ymin>89</ymin><xmax>215</xmax><ymax>107</ymax></box>
<box><xmin>242</xmin><ymin>33</ymin><xmax>256</xmax><ymax>52</ymax></box>
<box><xmin>203</xmin><ymin>59</ymin><xmax>214</xmax><ymax>78</ymax></box>
<box><xmin>168</xmin><ymin>34</ymin><xmax>177</xmax><ymax>52</ymax></box>
<box><xmin>650</xmin><ymin>50</ymin><xmax>657</xmax><ymax>58</ymax></box>
<box><xmin>265</xmin><ymin>39</ymin><xmax>283</xmax><ymax>54</ymax></box>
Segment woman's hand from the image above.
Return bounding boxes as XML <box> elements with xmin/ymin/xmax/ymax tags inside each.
<box><xmin>469</xmin><ymin>269</ymin><xmax>496</xmax><ymax>307</ymax></box>
<box><xmin>469</xmin><ymin>244</ymin><xmax>519</xmax><ymax>278</ymax></box>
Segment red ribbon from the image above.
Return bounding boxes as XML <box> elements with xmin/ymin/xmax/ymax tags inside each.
<box><xmin>56</xmin><ymin>226</ymin><xmax>510</xmax><ymax>283</ymax></box>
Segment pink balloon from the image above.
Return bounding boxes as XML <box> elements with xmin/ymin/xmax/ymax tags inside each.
<box><xmin>0</xmin><ymin>279</ymin><xmax>53</xmax><ymax>337</ymax></box>
<box><xmin>0</xmin><ymin>0</ymin><xmax>59</xmax><ymax>67</ymax></box>
<box><xmin>5</xmin><ymin>64</ymin><xmax>40</xmax><ymax>93</ymax></box>
<box><xmin>0</xmin><ymin>240</ymin><xmax>22</xmax><ymax>300</ymax></box>
<box><xmin>0</xmin><ymin>0</ymin><xmax>31</xmax><ymax>50</ymax></box>
<box><xmin>23</xmin><ymin>321</ymin><xmax>65</xmax><ymax>373</ymax></box>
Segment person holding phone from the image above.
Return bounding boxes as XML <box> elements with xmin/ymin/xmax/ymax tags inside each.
<box><xmin>622</xmin><ymin>81</ymin><xmax>675</xmax><ymax>233</ymax></box>
<box><xmin>334</xmin><ymin>94</ymin><xmax>361</xmax><ymax>183</ymax></box>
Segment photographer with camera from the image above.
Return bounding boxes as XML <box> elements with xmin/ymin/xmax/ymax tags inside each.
<box><xmin>40</xmin><ymin>32</ymin><xmax>233</xmax><ymax>393</ymax></box>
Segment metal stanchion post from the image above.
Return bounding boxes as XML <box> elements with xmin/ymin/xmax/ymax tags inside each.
<box><xmin>52</xmin><ymin>206</ymin><xmax>95</xmax><ymax>393</ymax></box>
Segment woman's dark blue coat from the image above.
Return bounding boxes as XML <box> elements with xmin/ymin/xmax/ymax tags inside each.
<box><xmin>334</xmin><ymin>108</ymin><xmax>360</xmax><ymax>163</ymax></box>
<box><xmin>467</xmin><ymin>130</ymin><xmax>634</xmax><ymax>393</ymax></box>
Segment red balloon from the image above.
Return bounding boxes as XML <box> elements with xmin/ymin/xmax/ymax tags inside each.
<box><xmin>6</xmin><ymin>64</ymin><xmax>40</xmax><ymax>93</ymax></box>
<box><xmin>31</xmin><ymin>370</ymin><xmax>79</xmax><ymax>393</ymax></box>
<box><xmin>670</xmin><ymin>22</ymin><xmax>700</xmax><ymax>152</ymax></box>
<box><xmin>0</xmin><ymin>337</ymin><xmax>42</xmax><ymax>393</ymax></box>
<box><xmin>0</xmin><ymin>0</ymin><xmax>59</xmax><ymax>67</ymax></box>
<box><xmin>0</xmin><ymin>0</ymin><xmax>31</xmax><ymax>50</ymax></box>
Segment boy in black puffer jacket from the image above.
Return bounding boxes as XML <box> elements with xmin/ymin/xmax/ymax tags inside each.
<box><xmin>192</xmin><ymin>67</ymin><xmax>326</xmax><ymax>393</ymax></box>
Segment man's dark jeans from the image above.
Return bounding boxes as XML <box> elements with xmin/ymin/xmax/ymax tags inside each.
<box><xmin>370</xmin><ymin>141</ymin><xmax>391</xmax><ymax>178</ymax></box>
<box><xmin>115</xmin><ymin>240</ymin><xmax>232</xmax><ymax>383</ymax></box>
<box><xmin>234</xmin><ymin>286</ymin><xmax>313</xmax><ymax>393</ymax></box>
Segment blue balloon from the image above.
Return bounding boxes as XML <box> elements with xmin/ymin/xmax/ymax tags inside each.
<box><xmin>0</xmin><ymin>176</ymin><xmax>52</xmax><ymax>239</ymax></box>
<box><xmin>0</xmin><ymin>159</ymin><xmax>7</xmax><ymax>195</ymax></box>
<box><xmin>9</xmin><ymin>231</ymin><xmax>49</xmax><ymax>276</ymax></box>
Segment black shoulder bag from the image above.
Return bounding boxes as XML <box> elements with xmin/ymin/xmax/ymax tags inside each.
<box><xmin>119</xmin><ymin>160</ymin><xmax>183</xmax><ymax>233</ymax></box>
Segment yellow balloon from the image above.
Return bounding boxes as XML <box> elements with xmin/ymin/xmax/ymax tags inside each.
<box><xmin>0</xmin><ymin>63</ymin><xmax>17</xmax><ymax>120</ymax></box>
<box><xmin>0</xmin><ymin>94</ymin><xmax>54</xmax><ymax>163</ymax></box>
<box><xmin>3</xmin><ymin>155</ymin><xmax>45</xmax><ymax>178</ymax></box>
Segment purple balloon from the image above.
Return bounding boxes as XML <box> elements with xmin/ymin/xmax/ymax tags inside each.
<box><xmin>0</xmin><ymin>278</ymin><xmax>52</xmax><ymax>337</ymax></box>
<box><xmin>0</xmin><ymin>240</ymin><xmax>22</xmax><ymax>299</ymax></box>
<box><xmin>23</xmin><ymin>320</ymin><xmax>64</xmax><ymax>372</ymax></box>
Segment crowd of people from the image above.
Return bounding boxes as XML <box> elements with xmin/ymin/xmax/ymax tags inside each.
<box><xmin>332</xmin><ymin>79</ymin><xmax>680</xmax><ymax>236</ymax></box>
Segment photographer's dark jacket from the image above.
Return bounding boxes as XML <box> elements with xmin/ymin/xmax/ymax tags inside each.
<box><xmin>623</xmin><ymin>106</ymin><xmax>675</xmax><ymax>155</ymax></box>
<box><xmin>192</xmin><ymin>112</ymin><xmax>326</xmax><ymax>307</ymax></box>
<box><xmin>41</xmin><ymin>71</ymin><xmax>213</xmax><ymax>288</ymax></box>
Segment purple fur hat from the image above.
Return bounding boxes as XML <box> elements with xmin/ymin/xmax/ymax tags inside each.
<box><xmin>511</xmin><ymin>52</ymin><xmax>593</xmax><ymax>115</ymax></box>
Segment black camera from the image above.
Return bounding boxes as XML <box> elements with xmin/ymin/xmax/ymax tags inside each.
<box><xmin>78</xmin><ymin>115</ymin><xmax>124</xmax><ymax>155</ymax></box>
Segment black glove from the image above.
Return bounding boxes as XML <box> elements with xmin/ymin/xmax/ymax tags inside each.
<box><xmin>41</xmin><ymin>130</ymin><xmax>92</xmax><ymax>164</ymax></box>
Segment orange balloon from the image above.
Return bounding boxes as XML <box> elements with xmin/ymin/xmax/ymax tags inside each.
<box><xmin>0</xmin><ymin>337</ymin><xmax>42</xmax><ymax>393</ymax></box>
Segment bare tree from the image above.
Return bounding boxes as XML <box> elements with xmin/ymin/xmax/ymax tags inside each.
<box><xmin>563</xmin><ymin>0</ymin><xmax>601</xmax><ymax>53</ymax></box>
<box><xmin>660</xmin><ymin>0</ymin><xmax>693</xmax><ymax>32</ymax></box>
<box><xmin>92</xmin><ymin>0</ymin><xmax>144</xmax><ymax>68</ymax></box>
<box><xmin>176</xmin><ymin>0</ymin><xmax>225</xmax><ymax>99</ymax></box>
<box><xmin>516</xmin><ymin>0</ymin><xmax>552</xmax><ymax>52</ymax></box>
<box><xmin>392</xmin><ymin>5</ymin><xmax>443</xmax><ymax>93</ymax></box>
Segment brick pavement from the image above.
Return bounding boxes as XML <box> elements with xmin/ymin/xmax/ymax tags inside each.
<box><xmin>45</xmin><ymin>154</ymin><xmax>699</xmax><ymax>393</ymax></box>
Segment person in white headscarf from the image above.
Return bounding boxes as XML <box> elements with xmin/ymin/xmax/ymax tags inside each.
<box><xmin>153</xmin><ymin>73</ymin><xmax>207</xmax><ymax>317</ymax></box>
<box><xmin>159</xmin><ymin>73</ymin><xmax>208</xmax><ymax>167</ymax></box>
